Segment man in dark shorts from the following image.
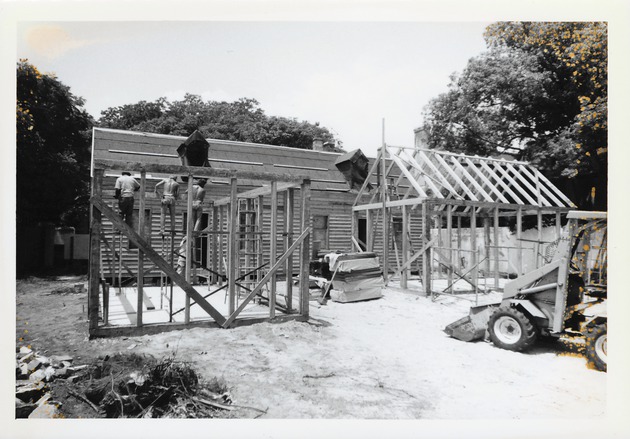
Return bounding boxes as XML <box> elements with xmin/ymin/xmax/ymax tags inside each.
<box><xmin>114</xmin><ymin>171</ymin><xmax>140</xmax><ymax>227</ymax></box>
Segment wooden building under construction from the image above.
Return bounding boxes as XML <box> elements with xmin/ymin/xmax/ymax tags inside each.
<box><xmin>88</xmin><ymin>127</ymin><xmax>576</xmax><ymax>336</ymax></box>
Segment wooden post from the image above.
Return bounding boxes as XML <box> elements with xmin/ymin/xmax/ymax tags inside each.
<box><xmin>457</xmin><ymin>215</ymin><xmax>462</xmax><ymax>274</ymax></box>
<box><xmin>381</xmin><ymin>145</ymin><xmax>389</xmax><ymax>283</ymax></box>
<box><xmin>471</xmin><ymin>208</ymin><xmax>478</xmax><ymax>300</ymax></box>
<box><xmin>537</xmin><ymin>210</ymin><xmax>543</xmax><ymax>268</ymax></box>
<box><xmin>286</xmin><ymin>188</ymin><xmax>294</xmax><ymax>311</ymax></box>
<box><xmin>367</xmin><ymin>210</ymin><xmax>374</xmax><ymax>252</ymax></box>
<box><xmin>555</xmin><ymin>211</ymin><xmax>562</xmax><ymax>241</ymax></box>
<box><xmin>421</xmin><ymin>202</ymin><xmax>431</xmax><ymax>296</ymax></box>
<box><xmin>211</xmin><ymin>203</ymin><xmax>218</xmax><ymax>284</ymax></box>
<box><xmin>494</xmin><ymin>207</ymin><xmax>500</xmax><ymax>289</ymax></box>
<box><xmin>299</xmin><ymin>180</ymin><xmax>311</xmax><ymax>317</ymax></box>
<box><xmin>185</xmin><ymin>174</ymin><xmax>194</xmax><ymax>323</ymax></box>
<box><xmin>484</xmin><ymin>217</ymin><xmax>491</xmax><ymax>278</ymax></box>
<box><xmin>401</xmin><ymin>205</ymin><xmax>409</xmax><ymax>289</ymax></box>
<box><xmin>270</xmin><ymin>181</ymin><xmax>278</xmax><ymax>318</ymax></box>
<box><xmin>228</xmin><ymin>178</ymin><xmax>239</xmax><ymax>315</ymax></box>
<box><xmin>351</xmin><ymin>210</ymin><xmax>358</xmax><ymax>251</ymax></box>
<box><xmin>88</xmin><ymin>169</ymin><xmax>103</xmax><ymax>333</ymax></box>
<box><xmin>137</xmin><ymin>170</ymin><xmax>146</xmax><ymax>327</ymax></box>
<box><xmin>517</xmin><ymin>207</ymin><xmax>523</xmax><ymax>276</ymax></box>
<box><xmin>257</xmin><ymin>195</ymin><xmax>265</xmax><ymax>286</ymax></box>
<box><xmin>219</xmin><ymin>205</ymin><xmax>224</xmax><ymax>285</ymax></box>
<box><xmin>446</xmin><ymin>205</ymin><xmax>453</xmax><ymax>293</ymax></box>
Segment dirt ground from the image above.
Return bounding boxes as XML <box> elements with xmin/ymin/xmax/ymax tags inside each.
<box><xmin>9</xmin><ymin>275</ymin><xmax>613</xmax><ymax>436</ymax></box>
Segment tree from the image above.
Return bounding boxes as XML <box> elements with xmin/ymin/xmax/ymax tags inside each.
<box><xmin>97</xmin><ymin>95</ymin><xmax>342</xmax><ymax>151</ymax></box>
<box><xmin>421</xmin><ymin>22</ymin><xmax>607</xmax><ymax>209</ymax></box>
<box><xmin>17</xmin><ymin>60</ymin><xmax>94</xmax><ymax>229</ymax></box>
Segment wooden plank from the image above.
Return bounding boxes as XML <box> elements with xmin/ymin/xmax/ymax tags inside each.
<box><xmin>213</xmin><ymin>181</ymin><xmax>299</xmax><ymax>206</ymax></box>
<box><xmin>222</xmin><ymin>227</ymin><xmax>311</xmax><ymax>328</ymax></box>
<box><xmin>446</xmin><ymin>204</ymin><xmax>453</xmax><ymax>293</ymax></box>
<box><xmin>88</xmin><ymin>169</ymin><xmax>103</xmax><ymax>333</ymax></box>
<box><xmin>401</xmin><ymin>205</ymin><xmax>409</xmax><ymax>289</ymax></box>
<box><xmin>464</xmin><ymin>157</ymin><xmax>510</xmax><ymax>203</ymax></box>
<box><xmin>494</xmin><ymin>207</ymin><xmax>500</xmax><ymax>288</ymax></box>
<box><xmin>185</xmin><ymin>175</ymin><xmax>194</xmax><ymax>323</ymax></box>
<box><xmin>270</xmin><ymin>181</ymin><xmax>278</xmax><ymax>319</ymax></box>
<box><xmin>395</xmin><ymin>150</ymin><xmax>444</xmax><ymax>198</ymax></box>
<box><xmin>389</xmin><ymin>236</ymin><xmax>438</xmax><ymax>282</ymax></box>
<box><xmin>518</xmin><ymin>164</ymin><xmax>565</xmax><ymax>207</ymax></box>
<box><xmin>388</xmin><ymin>153</ymin><xmax>429</xmax><ymax>198</ymax></box>
<box><xmin>90</xmin><ymin>195</ymin><xmax>227</xmax><ymax>325</ymax></box>
<box><xmin>285</xmin><ymin>189</ymin><xmax>294</xmax><ymax>311</ymax></box>
<box><xmin>137</xmin><ymin>170</ymin><xmax>146</xmax><ymax>327</ymax></box>
<box><xmin>431</xmin><ymin>153</ymin><xmax>479</xmax><ymax>201</ymax></box>
<box><xmin>381</xmin><ymin>147</ymin><xmax>389</xmax><ymax>283</ymax></box>
<box><xmin>533</xmin><ymin>168</ymin><xmax>575</xmax><ymax>207</ymax></box>
<box><xmin>211</xmin><ymin>204</ymin><xmax>218</xmax><ymax>284</ymax></box>
<box><xmin>449</xmin><ymin>156</ymin><xmax>493</xmax><ymax>202</ymax></box>
<box><xmin>471</xmin><ymin>208</ymin><xmax>478</xmax><ymax>298</ymax></box>
<box><xmin>504</xmin><ymin>162</ymin><xmax>546</xmax><ymax>206</ymax></box>
<box><xmin>94</xmin><ymin>158</ymin><xmax>305</xmax><ymax>183</ymax></box>
<box><xmin>412</xmin><ymin>150</ymin><xmax>460</xmax><ymax>196</ymax></box>
<box><xmin>300</xmin><ymin>180</ymin><xmax>311</xmax><ymax>317</ymax></box>
<box><xmin>228</xmin><ymin>178</ymin><xmax>239</xmax><ymax>315</ymax></box>
<box><xmin>517</xmin><ymin>206</ymin><xmax>523</xmax><ymax>276</ymax></box>
<box><xmin>476</xmin><ymin>160</ymin><xmax>525</xmax><ymax>205</ymax></box>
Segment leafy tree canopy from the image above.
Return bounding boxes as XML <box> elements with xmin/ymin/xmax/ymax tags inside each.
<box><xmin>421</xmin><ymin>22</ymin><xmax>607</xmax><ymax>209</ymax></box>
<box><xmin>98</xmin><ymin>94</ymin><xmax>343</xmax><ymax>151</ymax></box>
<box><xmin>17</xmin><ymin>60</ymin><xmax>94</xmax><ymax>229</ymax></box>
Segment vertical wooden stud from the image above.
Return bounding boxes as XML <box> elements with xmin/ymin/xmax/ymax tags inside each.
<box><xmin>286</xmin><ymin>188</ymin><xmax>294</xmax><ymax>311</ymax></box>
<box><xmin>446</xmin><ymin>205</ymin><xmax>453</xmax><ymax>293</ymax></box>
<box><xmin>228</xmin><ymin>178</ymin><xmax>239</xmax><ymax>315</ymax></box>
<box><xmin>270</xmin><ymin>181</ymin><xmax>278</xmax><ymax>318</ymax></box>
<box><xmin>517</xmin><ymin>207</ymin><xmax>523</xmax><ymax>276</ymax></box>
<box><xmin>494</xmin><ymin>207</ymin><xmax>500</xmax><ymax>289</ymax></box>
<box><xmin>299</xmin><ymin>180</ymin><xmax>311</xmax><ymax>318</ymax></box>
<box><xmin>88</xmin><ymin>168</ymin><xmax>103</xmax><ymax>333</ymax></box>
<box><xmin>401</xmin><ymin>205</ymin><xmax>409</xmax><ymax>289</ymax></box>
<box><xmin>185</xmin><ymin>174</ymin><xmax>194</xmax><ymax>323</ymax></box>
<box><xmin>137</xmin><ymin>170</ymin><xmax>146</xmax><ymax>327</ymax></box>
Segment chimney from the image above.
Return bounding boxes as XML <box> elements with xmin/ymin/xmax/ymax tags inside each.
<box><xmin>414</xmin><ymin>127</ymin><xmax>429</xmax><ymax>149</ymax></box>
<box><xmin>312</xmin><ymin>137</ymin><xmax>324</xmax><ymax>151</ymax></box>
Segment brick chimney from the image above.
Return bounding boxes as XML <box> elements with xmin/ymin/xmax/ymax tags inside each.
<box><xmin>414</xmin><ymin>127</ymin><xmax>429</xmax><ymax>149</ymax></box>
<box><xmin>312</xmin><ymin>137</ymin><xmax>324</xmax><ymax>151</ymax></box>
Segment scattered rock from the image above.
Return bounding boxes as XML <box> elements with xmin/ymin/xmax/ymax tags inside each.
<box><xmin>19</xmin><ymin>346</ymin><xmax>33</xmax><ymax>356</ymax></box>
<box><xmin>16</xmin><ymin>398</ymin><xmax>37</xmax><ymax>418</ymax></box>
<box><xmin>27</xmin><ymin>359</ymin><xmax>42</xmax><ymax>373</ymax></box>
<box><xmin>29</xmin><ymin>369</ymin><xmax>47</xmax><ymax>382</ymax></box>
<box><xmin>16</xmin><ymin>382</ymin><xmax>46</xmax><ymax>403</ymax></box>
<box><xmin>44</xmin><ymin>366</ymin><xmax>56</xmax><ymax>381</ymax></box>
<box><xmin>28</xmin><ymin>402</ymin><xmax>60</xmax><ymax>419</ymax></box>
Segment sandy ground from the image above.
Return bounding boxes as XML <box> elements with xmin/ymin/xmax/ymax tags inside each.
<box><xmin>9</xmin><ymin>275</ymin><xmax>619</xmax><ymax>438</ymax></box>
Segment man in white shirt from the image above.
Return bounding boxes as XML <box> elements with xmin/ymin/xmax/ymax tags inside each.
<box><xmin>114</xmin><ymin>171</ymin><xmax>140</xmax><ymax>227</ymax></box>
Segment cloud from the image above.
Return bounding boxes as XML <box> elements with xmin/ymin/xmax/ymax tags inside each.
<box><xmin>25</xmin><ymin>25</ymin><xmax>99</xmax><ymax>60</ymax></box>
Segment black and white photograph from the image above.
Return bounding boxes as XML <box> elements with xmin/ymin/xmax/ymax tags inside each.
<box><xmin>3</xmin><ymin>1</ymin><xmax>629</xmax><ymax>438</ymax></box>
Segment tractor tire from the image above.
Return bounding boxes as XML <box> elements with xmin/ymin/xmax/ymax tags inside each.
<box><xmin>585</xmin><ymin>324</ymin><xmax>607</xmax><ymax>372</ymax></box>
<box><xmin>488</xmin><ymin>306</ymin><xmax>538</xmax><ymax>352</ymax></box>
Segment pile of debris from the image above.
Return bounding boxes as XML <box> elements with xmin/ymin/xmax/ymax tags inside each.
<box><xmin>16</xmin><ymin>347</ymin><xmax>234</xmax><ymax>418</ymax></box>
<box><xmin>15</xmin><ymin>346</ymin><xmax>82</xmax><ymax>418</ymax></box>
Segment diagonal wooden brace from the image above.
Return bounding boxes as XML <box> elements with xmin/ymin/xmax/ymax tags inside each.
<box><xmin>91</xmin><ymin>195</ymin><xmax>227</xmax><ymax>325</ymax></box>
<box><xmin>222</xmin><ymin>227</ymin><xmax>311</xmax><ymax>328</ymax></box>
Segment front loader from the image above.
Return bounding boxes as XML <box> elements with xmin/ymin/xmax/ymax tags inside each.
<box><xmin>445</xmin><ymin>211</ymin><xmax>607</xmax><ymax>371</ymax></box>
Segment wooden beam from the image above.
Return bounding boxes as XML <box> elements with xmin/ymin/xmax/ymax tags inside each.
<box><xmin>471</xmin><ymin>208</ymin><xmax>478</xmax><ymax>298</ymax></box>
<box><xmin>432</xmin><ymin>153</ymin><xmax>479</xmax><ymax>201</ymax></box>
<box><xmin>211</xmin><ymin>204</ymin><xmax>218</xmax><ymax>284</ymax></box>
<box><xmin>285</xmin><ymin>189</ymin><xmax>294</xmax><ymax>311</ymax></box>
<box><xmin>137</xmin><ymin>170</ymin><xmax>146</xmax><ymax>327</ymax></box>
<box><xmin>381</xmin><ymin>147</ymin><xmax>389</xmax><ymax>283</ymax></box>
<box><xmin>446</xmin><ymin>204</ymin><xmax>453</xmax><ymax>292</ymax></box>
<box><xmin>450</xmin><ymin>156</ymin><xmax>493</xmax><ymax>202</ymax></box>
<box><xmin>389</xmin><ymin>236</ymin><xmax>438</xmax><ymax>283</ymax></box>
<box><xmin>388</xmin><ymin>153</ymin><xmax>429</xmax><ymax>198</ymax></box>
<box><xmin>88</xmin><ymin>169</ymin><xmax>103</xmax><ymax>333</ymax></box>
<box><xmin>518</xmin><ymin>164</ymin><xmax>566</xmax><ymax>207</ymax></box>
<box><xmin>517</xmin><ymin>206</ymin><xmax>523</xmax><ymax>276</ymax></box>
<box><xmin>270</xmin><ymin>181</ymin><xmax>278</xmax><ymax>318</ymax></box>
<box><xmin>353</xmin><ymin>197</ymin><xmax>426</xmax><ymax>211</ymax></box>
<box><xmin>401</xmin><ymin>205</ymin><xmax>409</xmax><ymax>289</ymax></box>
<box><xmin>412</xmin><ymin>149</ymin><xmax>460</xmax><ymax>197</ymax></box>
<box><xmin>90</xmin><ymin>195</ymin><xmax>227</xmax><ymax>325</ymax></box>
<box><xmin>228</xmin><ymin>178</ymin><xmax>238</xmax><ymax>315</ymax></box>
<box><xmin>504</xmin><ymin>162</ymin><xmax>545</xmax><ymax>206</ymax></box>
<box><xmin>300</xmin><ymin>180</ymin><xmax>311</xmax><ymax>317</ymax></box>
<box><xmin>464</xmin><ymin>157</ymin><xmax>510</xmax><ymax>203</ymax></box>
<box><xmin>476</xmin><ymin>160</ymin><xmax>525</xmax><ymax>205</ymax></box>
<box><xmin>213</xmin><ymin>181</ymin><xmax>299</xmax><ymax>206</ymax></box>
<box><xmin>94</xmin><ymin>159</ymin><xmax>304</xmax><ymax>183</ymax></box>
<box><xmin>185</xmin><ymin>174</ymin><xmax>194</xmax><ymax>323</ymax></box>
<box><xmin>494</xmin><ymin>207</ymin><xmax>500</xmax><ymax>288</ymax></box>
<box><xmin>533</xmin><ymin>168</ymin><xmax>576</xmax><ymax>207</ymax></box>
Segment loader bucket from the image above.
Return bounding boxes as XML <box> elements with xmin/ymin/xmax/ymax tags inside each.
<box><xmin>444</xmin><ymin>304</ymin><xmax>497</xmax><ymax>342</ymax></box>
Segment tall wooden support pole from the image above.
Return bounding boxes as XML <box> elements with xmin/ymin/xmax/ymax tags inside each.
<box><xmin>299</xmin><ymin>180</ymin><xmax>311</xmax><ymax>317</ymax></box>
<box><xmin>367</xmin><ymin>210</ymin><xmax>374</xmax><ymax>252</ymax></box>
<box><xmin>184</xmin><ymin>175</ymin><xmax>194</xmax><ymax>323</ymax></box>
<box><xmin>457</xmin><ymin>215</ymin><xmax>462</xmax><ymax>273</ymax></box>
<box><xmin>401</xmin><ymin>205</ymin><xmax>409</xmax><ymax>289</ymax></box>
<box><xmin>270</xmin><ymin>181</ymin><xmax>278</xmax><ymax>318</ymax></box>
<box><xmin>137</xmin><ymin>170</ymin><xmax>146</xmax><ymax>327</ymax></box>
<box><xmin>286</xmin><ymin>188</ymin><xmax>294</xmax><ymax>311</ymax></box>
<box><xmin>516</xmin><ymin>207</ymin><xmax>523</xmax><ymax>276</ymax></box>
<box><xmin>219</xmin><ymin>205</ymin><xmax>225</xmax><ymax>284</ymax></box>
<box><xmin>228</xmin><ymin>178</ymin><xmax>239</xmax><ymax>315</ymax></box>
<box><xmin>351</xmin><ymin>210</ymin><xmax>358</xmax><ymax>251</ymax></box>
<box><xmin>537</xmin><ymin>210</ymin><xmax>543</xmax><ymax>268</ymax></box>
<box><xmin>555</xmin><ymin>211</ymin><xmax>562</xmax><ymax>242</ymax></box>
<box><xmin>484</xmin><ymin>217</ymin><xmax>491</xmax><ymax>277</ymax></box>
<box><xmin>493</xmin><ymin>207</ymin><xmax>500</xmax><ymax>289</ymax></box>
<box><xmin>88</xmin><ymin>169</ymin><xmax>103</xmax><ymax>333</ymax></box>
<box><xmin>471</xmin><ymin>208</ymin><xmax>478</xmax><ymax>301</ymax></box>
<box><xmin>421</xmin><ymin>202</ymin><xmax>431</xmax><ymax>296</ymax></box>
<box><xmin>211</xmin><ymin>203</ymin><xmax>218</xmax><ymax>284</ymax></box>
<box><xmin>446</xmin><ymin>205</ymin><xmax>453</xmax><ymax>293</ymax></box>
<box><xmin>381</xmin><ymin>145</ymin><xmax>389</xmax><ymax>283</ymax></box>
<box><xmin>257</xmin><ymin>195</ymin><xmax>265</xmax><ymax>285</ymax></box>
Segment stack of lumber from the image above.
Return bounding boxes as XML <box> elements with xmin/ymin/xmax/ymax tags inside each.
<box><xmin>325</xmin><ymin>252</ymin><xmax>383</xmax><ymax>303</ymax></box>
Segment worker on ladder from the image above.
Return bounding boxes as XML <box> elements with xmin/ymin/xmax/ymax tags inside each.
<box><xmin>155</xmin><ymin>175</ymin><xmax>180</xmax><ymax>234</ymax></box>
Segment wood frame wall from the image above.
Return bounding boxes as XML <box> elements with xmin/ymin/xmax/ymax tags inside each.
<box><xmin>88</xmin><ymin>159</ymin><xmax>312</xmax><ymax>337</ymax></box>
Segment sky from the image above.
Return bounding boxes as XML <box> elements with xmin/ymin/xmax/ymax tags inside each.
<box><xmin>16</xmin><ymin>21</ymin><xmax>490</xmax><ymax>157</ymax></box>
